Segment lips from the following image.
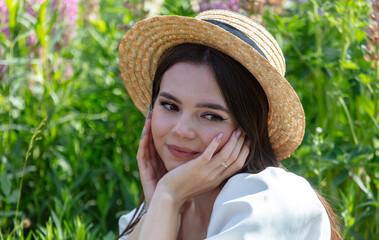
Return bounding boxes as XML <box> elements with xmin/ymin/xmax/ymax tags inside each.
<box><xmin>167</xmin><ymin>144</ymin><xmax>200</xmax><ymax>159</ymax></box>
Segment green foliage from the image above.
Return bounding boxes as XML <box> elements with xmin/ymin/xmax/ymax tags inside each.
<box><xmin>261</xmin><ymin>0</ymin><xmax>378</xmax><ymax>238</ymax></box>
<box><xmin>0</xmin><ymin>0</ymin><xmax>377</xmax><ymax>239</ymax></box>
<box><xmin>161</xmin><ymin>0</ymin><xmax>196</xmax><ymax>16</ymax></box>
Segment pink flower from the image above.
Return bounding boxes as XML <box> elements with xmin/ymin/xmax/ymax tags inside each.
<box><xmin>0</xmin><ymin>0</ymin><xmax>80</xmax><ymax>45</ymax></box>
<box><xmin>0</xmin><ymin>0</ymin><xmax>10</xmax><ymax>39</ymax></box>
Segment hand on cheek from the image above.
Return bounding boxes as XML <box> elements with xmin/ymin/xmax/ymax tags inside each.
<box><xmin>156</xmin><ymin>129</ymin><xmax>250</xmax><ymax>207</ymax></box>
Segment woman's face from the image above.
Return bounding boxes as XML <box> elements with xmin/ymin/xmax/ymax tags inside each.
<box><xmin>151</xmin><ymin>62</ymin><xmax>237</xmax><ymax>171</ymax></box>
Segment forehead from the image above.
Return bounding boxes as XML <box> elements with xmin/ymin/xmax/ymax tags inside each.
<box><xmin>159</xmin><ymin>62</ymin><xmax>227</xmax><ymax>104</ymax></box>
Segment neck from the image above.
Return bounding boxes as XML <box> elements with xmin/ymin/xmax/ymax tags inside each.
<box><xmin>193</xmin><ymin>187</ymin><xmax>220</xmax><ymax>214</ymax></box>
<box><xmin>178</xmin><ymin>187</ymin><xmax>221</xmax><ymax>239</ymax></box>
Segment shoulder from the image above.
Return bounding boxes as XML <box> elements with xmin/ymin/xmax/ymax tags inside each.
<box><xmin>206</xmin><ymin>167</ymin><xmax>331</xmax><ymax>240</ymax></box>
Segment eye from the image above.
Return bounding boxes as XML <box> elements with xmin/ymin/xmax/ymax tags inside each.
<box><xmin>160</xmin><ymin>101</ymin><xmax>179</xmax><ymax>112</ymax></box>
<box><xmin>202</xmin><ymin>112</ymin><xmax>226</xmax><ymax>122</ymax></box>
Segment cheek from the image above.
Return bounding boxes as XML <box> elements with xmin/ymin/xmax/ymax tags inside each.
<box><xmin>151</xmin><ymin>111</ymin><xmax>165</xmax><ymax>141</ymax></box>
<box><xmin>150</xmin><ymin>108</ymin><xmax>174</xmax><ymax>148</ymax></box>
<box><xmin>198</xmin><ymin>126</ymin><xmax>235</xmax><ymax>153</ymax></box>
<box><xmin>217</xmin><ymin>131</ymin><xmax>234</xmax><ymax>152</ymax></box>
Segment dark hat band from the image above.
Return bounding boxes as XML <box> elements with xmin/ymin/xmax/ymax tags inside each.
<box><xmin>203</xmin><ymin>19</ymin><xmax>267</xmax><ymax>60</ymax></box>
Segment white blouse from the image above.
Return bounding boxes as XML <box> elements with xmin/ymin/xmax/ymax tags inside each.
<box><xmin>119</xmin><ymin>167</ymin><xmax>331</xmax><ymax>239</ymax></box>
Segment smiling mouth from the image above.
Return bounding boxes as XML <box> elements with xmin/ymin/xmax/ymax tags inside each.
<box><xmin>167</xmin><ymin>145</ymin><xmax>200</xmax><ymax>159</ymax></box>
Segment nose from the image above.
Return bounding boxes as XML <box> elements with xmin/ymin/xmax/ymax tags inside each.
<box><xmin>171</xmin><ymin>113</ymin><xmax>196</xmax><ymax>140</ymax></box>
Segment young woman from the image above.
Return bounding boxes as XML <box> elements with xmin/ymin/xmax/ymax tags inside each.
<box><xmin>117</xmin><ymin>10</ymin><xmax>340</xmax><ymax>240</ymax></box>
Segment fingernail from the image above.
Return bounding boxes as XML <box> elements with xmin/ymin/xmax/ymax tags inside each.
<box><xmin>140</xmin><ymin>129</ymin><xmax>146</xmax><ymax>140</ymax></box>
<box><xmin>234</xmin><ymin>129</ymin><xmax>241</xmax><ymax>137</ymax></box>
<box><xmin>144</xmin><ymin>104</ymin><xmax>151</xmax><ymax>124</ymax></box>
<box><xmin>216</xmin><ymin>132</ymin><xmax>223</xmax><ymax>142</ymax></box>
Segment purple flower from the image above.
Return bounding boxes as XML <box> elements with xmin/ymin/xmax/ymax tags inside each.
<box><xmin>227</xmin><ymin>0</ymin><xmax>239</xmax><ymax>8</ymax></box>
<box><xmin>298</xmin><ymin>0</ymin><xmax>307</xmax><ymax>3</ymax></box>
<box><xmin>202</xmin><ymin>0</ymin><xmax>239</xmax><ymax>12</ymax></box>
<box><xmin>210</xmin><ymin>1</ymin><xmax>221</xmax><ymax>9</ymax></box>
<box><xmin>0</xmin><ymin>63</ymin><xmax>7</xmax><ymax>78</ymax></box>
<box><xmin>226</xmin><ymin>0</ymin><xmax>239</xmax><ymax>12</ymax></box>
<box><xmin>317</xmin><ymin>7</ymin><xmax>324</xmax><ymax>15</ymax></box>
<box><xmin>219</xmin><ymin>2</ymin><xmax>229</xmax><ymax>10</ymax></box>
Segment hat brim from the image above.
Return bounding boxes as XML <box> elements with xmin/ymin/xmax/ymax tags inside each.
<box><xmin>119</xmin><ymin>14</ymin><xmax>305</xmax><ymax>160</ymax></box>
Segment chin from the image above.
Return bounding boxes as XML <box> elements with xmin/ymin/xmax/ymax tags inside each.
<box><xmin>163</xmin><ymin>159</ymin><xmax>186</xmax><ymax>172</ymax></box>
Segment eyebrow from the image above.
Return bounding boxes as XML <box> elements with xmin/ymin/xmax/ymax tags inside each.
<box><xmin>159</xmin><ymin>91</ymin><xmax>230</xmax><ymax>113</ymax></box>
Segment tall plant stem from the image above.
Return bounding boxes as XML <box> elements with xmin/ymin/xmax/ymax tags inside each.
<box><xmin>8</xmin><ymin>39</ymin><xmax>14</xmax><ymax>147</ymax></box>
<box><xmin>338</xmin><ymin>0</ymin><xmax>356</xmax><ymax>143</ymax></box>
<box><xmin>374</xmin><ymin>60</ymin><xmax>378</xmax><ymax>128</ymax></box>
<box><xmin>13</xmin><ymin>117</ymin><xmax>46</xmax><ymax>238</ymax></box>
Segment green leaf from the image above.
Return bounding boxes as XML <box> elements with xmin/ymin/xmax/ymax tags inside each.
<box><xmin>0</xmin><ymin>58</ymin><xmax>39</xmax><ymax>65</ymax></box>
<box><xmin>0</xmin><ymin>31</ymin><xmax>10</xmax><ymax>47</ymax></box>
<box><xmin>7</xmin><ymin>189</ymin><xmax>19</xmax><ymax>203</ymax></box>
<box><xmin>357</xmin><ymin>95</ymin><xmax>374</xmax><ymax>117</ymax></box>
<box><xmin>47</xmin><ymin>3</ymin><xmax>59</xmax><ymax>35</ymax></box>
<box><xmin>359</xmin><ymin>73</ymin><xmax>372</xmax><ymax>84</ymax></box>
<box><xmin>340</xmin><ymin>60</ymin><xmax>359</xmax><ymax>70</ymax></box>
<box><xmin>0</xmin><ymin>172</ymin><xmax>11</xmax><ymax>196</ymax></box>
<box><xmin>90</xmin><ymin>19</ymin><xmax>108</xmax><ymax>33</ymax></box>
<box><xmin>35</xmin><ymin>0</ymin><xmax>48</xmax><ymax>48</ymax></box>
<box><xmin>355</xmin><ymin>29</ymin><xmax>366</xmax><ymax>43</ymax></box>
<box><xmin>75</xmin><ymin>217</ymin><xmax>86</xmax><ymax>240</ymax></box>
<box><xmin>351</xmin><ymin>173</ymin><xmax>373</xmax><ymax>199</ymax></box>
<box><xmin>332</xmin><ymin>169</ymin><xmax>348</xmax><ymax>187</ymax></box>
<box><xmin>5</xmin><ymin>0</ymin><xmax>18</xmax><ymax>31</ymax></box>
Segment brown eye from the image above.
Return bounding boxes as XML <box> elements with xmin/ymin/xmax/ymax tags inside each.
<box><xmin>202</xmin><ymin>113</ymin><xmax>226</xmax><ymax>122</ymax></box>
<box><xmin>160</xmin><ymin>101</ymin><xmax>179</xmax><ymax>111</ymax></box>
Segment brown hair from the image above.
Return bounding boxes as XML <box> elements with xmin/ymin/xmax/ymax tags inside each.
<box><xmin>118</xmin><ymin>43</ymin><xmax>341</xmax><ymax>239</ymax></box>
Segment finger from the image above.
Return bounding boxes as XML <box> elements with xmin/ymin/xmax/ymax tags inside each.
<box><xmin>149</xmin><ymin>135</ymin><xmax>163</xmax><ymax>175</ymax></box>
<box><xmin>221</xmin><ymin>140</ymin><xmax>250</xmax><ymax>178</ymax></box>
<box><xmin>144</xmin><ymin>104</ymin><xmax>152</xmax><ymax>124</ymax></box>
<box><xmin>200</xmin><ymin>132</ymin><xmax>224</xmax><ymax>162</ymax></box>
<box><xmin>149</xmin><ymin>121</ymin><xmax>157</xmax><ymax>159</ymax></box>
<box><xmin>140</xmin><ymin>114</ymin><xmax>151</xmax><ymax>141</ymax></box>
<box><xmin>212</xmin><ymin>129</ymin><xmax>241</xmax><ymax>165</ymax></box>
<box><xmin>224</xmin><ymin>133</ymin><xmax>246</xmax><ymax>166</ymax></box>
<box><xmin>137</xmin><ymin>120</ymin><xmax>152</xmax><ymax>166</ymax></box>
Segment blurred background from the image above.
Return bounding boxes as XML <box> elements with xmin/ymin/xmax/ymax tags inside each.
<box><xmin>0</xmin><ymin>0</ymin><xmax>378</xmax><ymax>239</ymax></box>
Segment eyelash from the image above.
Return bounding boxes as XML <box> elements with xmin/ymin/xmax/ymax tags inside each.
<box><xmin>160</xmin><ymin>101</ymin><xmax>179</xmax><ymax>111</ymax></box>
<box><xmin>159</xmin><ymin>101</ymin><xmax>226</xmax><ymax>122</ymax></box>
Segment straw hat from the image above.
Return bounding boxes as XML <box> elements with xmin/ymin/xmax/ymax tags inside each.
<box><xmin>119</xmin><ymin>9</ymin><xmax>305</xmax><ymax>160</ymax></box>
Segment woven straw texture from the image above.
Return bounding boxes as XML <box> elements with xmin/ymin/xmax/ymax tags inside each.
<box><xmin>119</xmin><ymin>9</ymin><xmax>305</xmax><ymax>160</ymax></box>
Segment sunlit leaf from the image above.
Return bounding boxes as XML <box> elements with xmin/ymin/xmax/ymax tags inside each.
<box><xmin>355</xmin><ymin>29</ymin><xmax>366</xmax><ymax>43</ymax></box>
<box><xmin>357</xmin><ymin>95</ymin><xmax>374</xmax><ymax>117</ymax></box>
<box><xmin>359</xmin><ymin>73</ymin><xmax>372</xmax><ymax>84</ymax></box>
<box><xmin>340</xmin><ymin>60</ymin><xmax>359</xmax><ymax>70</ymax></box>
<box><xmin>90</xmin><ymin>19</ymin><xmax>108</xmax><ymax>33</ymax></box>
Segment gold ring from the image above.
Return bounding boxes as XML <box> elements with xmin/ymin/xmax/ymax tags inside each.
<box><xmin>222</xmin><ymin>162</ymin><xmax>228</xmax><ymax>169</ymax></box>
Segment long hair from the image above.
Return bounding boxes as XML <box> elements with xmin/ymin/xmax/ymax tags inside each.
<box><xmin>118</xmin><ymin>43</ymin><xmax>341</xmax><ymax>239</ymax></box>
